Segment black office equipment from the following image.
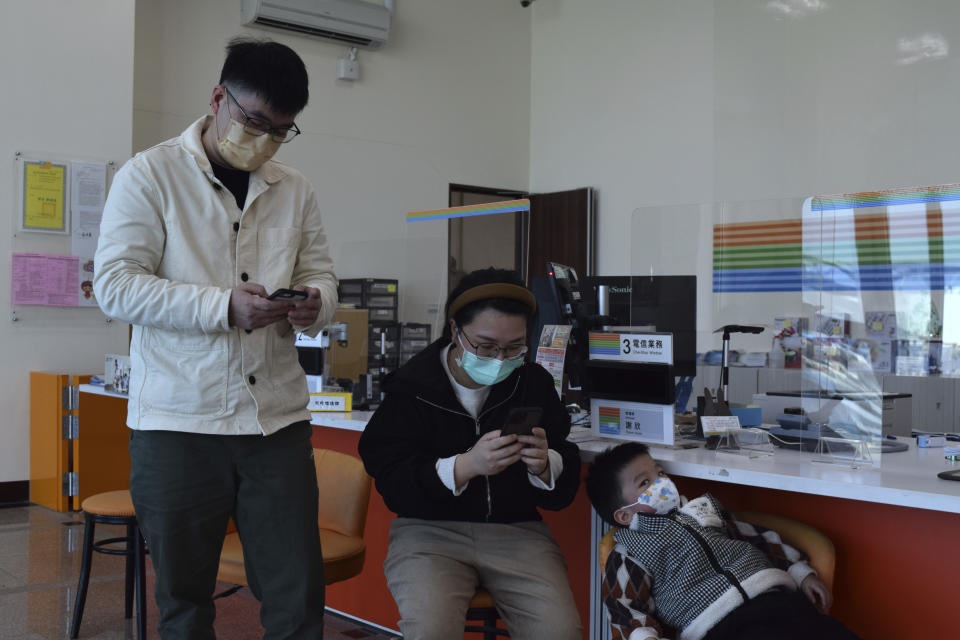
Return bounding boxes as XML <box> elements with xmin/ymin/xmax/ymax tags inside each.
<box><xmin>531</xmin><ymin>263</ymin><xmax>591</xmax><ymax>389</ymax></box>
<box><xmin>580</xmin><ymin>275</ymin><xmax>697</xmax><ymax>376</ymax></box>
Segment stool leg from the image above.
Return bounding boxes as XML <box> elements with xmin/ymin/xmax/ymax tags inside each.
<box><xmin>70</xmin><ymin>514</ymin><xmax>97</xmax><ymax>639</ymax></box>
<box><xmin>124</xmin><ymin>522</ymin><xmax>135</xmax><ymax>619</ymax></box>
<box><xmin>135</xmin><ymin>527</ymin><xmax>146</xmax><ymax>640</ymax></box>
<box><xmin>485</xmin><ymin>610</ymin><xmax>498</xmax><ymax>640</ymax></box>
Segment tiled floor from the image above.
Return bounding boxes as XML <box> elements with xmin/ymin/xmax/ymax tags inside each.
<box><xmin>0</xmin><ymin>505</ymin><xmax>399</xmax><ymax>639</ymax></box>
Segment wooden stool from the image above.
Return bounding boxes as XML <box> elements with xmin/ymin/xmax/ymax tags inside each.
<box><xmin>464</xmin><ymin>588</ymin><xmax>509</xmax><ymax>638</ymax></box>
<box><xmin>70</xmin><ymin>490</ymin><xmax>146</xmax><ymax>639</ymax></box>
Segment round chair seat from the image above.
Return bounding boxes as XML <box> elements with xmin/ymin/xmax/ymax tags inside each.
<box><xmin>470</xmin><ymin>588</ymin><xmax>496</xmax><ymax>609</ymax></box>
<box><xmin>218</xmin><ymin>529</ymin><xmax>366</xmax><ymax>587</ymax></box>
<box><xmin>81</xmin><ymin>490</ymin><xmax>136</xmax><ymax>517</ymax></box>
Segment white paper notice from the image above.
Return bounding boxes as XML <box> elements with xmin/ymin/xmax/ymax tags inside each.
<box><xmin>71</xmin><ymin>161</ymin><xmax>106</xmax><ymax>258</ymax></box>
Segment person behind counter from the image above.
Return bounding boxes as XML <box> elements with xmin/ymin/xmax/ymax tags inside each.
<box><xmin>586</xmin><ymin>442</ymin><xmax>861</xmax><ymax>640</ymax></box>
<box><xmin>93</xmin><ymin>37</ymin><xmax>337</xmax><ymax>638</ymax></box>
<box><xmin>358</xmin><ymin>268</ymin><xmax>583</xmax><ymax>640</ymax></box>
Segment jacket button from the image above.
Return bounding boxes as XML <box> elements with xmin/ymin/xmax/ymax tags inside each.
<box><xmin>241</xmin><ymin>273</ymin><xmax>248</xmax><ymax>282</ymax></box>
<box><xmin>233</xmin><ymin>222</ymin><xmax>240</xmax><ymax>232</ymax></box>
<box><xmin>248</xmin><ymin>375</ymin><xmax>256</xmax><ymax>385</ymax></box>
<box><xmin>245</xmin><ymin>329</ymin><xmax>252</xmax><ymax>334</ymax></box>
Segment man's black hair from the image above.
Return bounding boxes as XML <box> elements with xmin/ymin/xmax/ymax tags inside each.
<box><xmin>442</xmin><ymin>267</ymin><xmax>534</xmax><ymax>343</ymax></box>
<box><xmin>219</xmin><ymin>36</ymin><xmax>309</xmax><ymax>115</ymax></box>
<box><xmin>586</xmin><ymin>442</ymin><xmax>651</xmax><ymax>527</ymax></box>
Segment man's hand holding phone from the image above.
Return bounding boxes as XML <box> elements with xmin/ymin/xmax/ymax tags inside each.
<box><xmin>228</xmin><ymin>283</ymin><xmax>322</xmax><ymax>330</ymax></box>
<box><xmin>280</xmin><ymin>286</ymin><xmax>323</xmax><ymax>328</ymax></box>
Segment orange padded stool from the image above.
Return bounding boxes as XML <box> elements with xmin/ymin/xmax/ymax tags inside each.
<box><xmin>217</xmin><ymin>449</ymin><xmax>372</xmax><ymax>591</ymax></box>
<box><xmin>465</xmin><ymin>588</ymin><xmax>510</xmax><ymax>638</ymax></box>
<box><xmin>70</xmin><ymin>490</ymin><xmax>146</xmax><ymax>640</ymax></box>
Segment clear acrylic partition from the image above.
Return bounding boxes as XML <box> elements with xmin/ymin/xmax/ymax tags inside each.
<box><xmin>401</xmin><ymin>215</ymin><xmax>449</xmax><ymax>344</ymax></box>
<box><xmin>625</xmin><ymin>185</ymin><xmax>960</xmax><ymax>468</ymax></box>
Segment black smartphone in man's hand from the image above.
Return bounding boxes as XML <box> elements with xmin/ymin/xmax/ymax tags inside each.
<box><xmin>267</xmin><ymin>288</ymin><xmax>308</xmax><ymax>301</ymax></box>
<box><xmin>501</xmin><ymin>406</ymin><xmax>543</xmax><ymax>437</ymax></box>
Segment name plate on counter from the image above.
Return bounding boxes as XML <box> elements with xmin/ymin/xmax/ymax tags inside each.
<box><xmin>588</xmin><ymin>331</ymin><xmax>673</xmax><ymax>365</ymax></box>
<box><xmin>308</xmin><ymin>392</ymin><xmax>352</xmax><ymax>412</ymax></box>
<box><xmin>700</xmin><ymin>415</ymin><xmax>741</xmax><ymax>436</ymax></box>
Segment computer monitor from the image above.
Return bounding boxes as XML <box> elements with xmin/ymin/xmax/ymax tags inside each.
<box><xmin>580</xmin><ymin>275</ymin><xmax>697</xmax><ymax>376</ymax></box>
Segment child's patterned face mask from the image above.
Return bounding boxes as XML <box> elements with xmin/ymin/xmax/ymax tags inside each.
<box><xmin>620</xmin><ymin>476</ymin><xmax>680</xmax><ymax>515</ymax></box>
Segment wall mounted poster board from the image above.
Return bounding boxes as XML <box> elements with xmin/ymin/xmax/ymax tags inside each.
<box><xmin>10</xmin><ymin>153</ymin><xmax>112</xmax><ymax>315</ymax></box>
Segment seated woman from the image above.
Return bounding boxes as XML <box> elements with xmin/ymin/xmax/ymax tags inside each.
<box><xmin>358</xmin><ymin>268</ymin><xmax>583</xmax><ymax>640</ymax></box>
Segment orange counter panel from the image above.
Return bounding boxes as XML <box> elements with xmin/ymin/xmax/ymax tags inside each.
<box><xmin>74</xmin><ymin>391</ymin><xmax>131</xmax><ymax>502</ymax></box>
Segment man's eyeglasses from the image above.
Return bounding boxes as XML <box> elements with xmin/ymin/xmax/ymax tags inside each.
<box><xmin>223</xmin><ymin>86</ymin><xmax>300</xmax><ymax>143</ymax></box>
<box><xmin>458</xmin><ymin>330</ymin><xmax>528</xmax><ymax>361</ymax></box>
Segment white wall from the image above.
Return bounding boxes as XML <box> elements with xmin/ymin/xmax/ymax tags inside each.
<box><xmin>530</xmin><ymin>0</ymin><xmax>960</xmax><ymax>353</ymax></box>
<box><xmin>11</xmin><ymin>1</ymin><xmax>960</xmax><ymax>482</ymax></box>
<box><xmin>133</xmin><ymin>0</ymin><xmax>533</xmax><ymax>332</ymax></box>
<box><xmin>0</xmin><ymin>1</ymin><xmax>134</xmax><ymax>483</ymax></box>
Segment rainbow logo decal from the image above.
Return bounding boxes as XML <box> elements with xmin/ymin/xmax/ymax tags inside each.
<box><xmin>589</xmin><ymin>333</ymin><xmax>620</xmax><ymax>357</ymax></box>
<box><xmin>597</xmin><ymin>405</ymin><xmax>621</xmax><ymax>435</ymax></box>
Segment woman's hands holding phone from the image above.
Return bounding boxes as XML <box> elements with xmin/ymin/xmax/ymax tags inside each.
<box><xmin>517</xmin><ymin>427</ymin><xmax>550</xmax><ymax>479</ymax></box>
<box><xmin>454</xmin><ymin>430</ymin><xmax>524</xmax><ymax>485</ymax></box>
<box><xmin>453</xmin><ymin>426</ymin><xmax>550</xmax><ymax>486</ymax></box>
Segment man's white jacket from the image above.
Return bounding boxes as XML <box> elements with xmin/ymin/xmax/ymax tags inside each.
<box><xmin>94</xmin><ymin>116</ymin><xmax>337</xmax><ymax>436</ymax></box>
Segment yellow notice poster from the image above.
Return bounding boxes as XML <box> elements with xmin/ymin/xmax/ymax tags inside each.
<box><xmin>22</xmin><ymin>160</ymin><xmax>68</xmax><ymax>233</ymax></box>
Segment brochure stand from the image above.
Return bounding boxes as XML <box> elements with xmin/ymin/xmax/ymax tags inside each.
<box><xmin>811</xmin><ymin>436</ymin><xmax>874</xmax><ymax>469</ymax></box>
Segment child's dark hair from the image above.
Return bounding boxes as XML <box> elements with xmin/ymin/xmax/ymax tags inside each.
<box><xmin>442</xmin><ymin>268</ymin><xmax>535</xmax><ymax>343</ymax></box>
<box><xmin>220</xmin><ymin>37</ymin><xmax>309</xmax><ymax>114</ymax></box>
<box><xmin>586</xmin><ymin>442</ymin><xmax>651</xmax><ymax>526</ymax></box>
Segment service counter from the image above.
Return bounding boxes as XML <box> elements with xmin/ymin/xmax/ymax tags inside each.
<box><xmin>311</xmin><ymin>411</ymin><xmax>960</xmax><ymax>640</ymax></box>
<box><xmin>70</xmin><ymin>386</ymin><xmax>960</xmax><ymax>639</ymax></box>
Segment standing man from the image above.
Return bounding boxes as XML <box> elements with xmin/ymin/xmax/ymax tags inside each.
<box><xmin>94</xmin><ymin>37</ymin><xmax>337</xmax><ymax>639</ymax></box>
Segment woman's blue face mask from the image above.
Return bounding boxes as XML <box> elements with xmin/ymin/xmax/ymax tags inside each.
<box><xmin>455</xmin><ymin>332</ymin><xmax>524</xmax><ymax>386</ymax></box>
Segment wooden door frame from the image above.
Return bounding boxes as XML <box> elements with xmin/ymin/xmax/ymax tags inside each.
<box><xmin>448</xmin><ymin>184</ymin><xmax>529</xmax><ymax>284</ymax></box>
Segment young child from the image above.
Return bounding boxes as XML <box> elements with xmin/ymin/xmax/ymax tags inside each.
<box><xmin>585</xmin><ymin>442</ymin><xmax>860</xmax><ymax>640</ymax></box>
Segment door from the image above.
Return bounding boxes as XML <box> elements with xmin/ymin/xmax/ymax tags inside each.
<box><xmin>447</xmin><ymin>185</ymin><xmax>595</xmax><ymax>292</ymax></box>
<box><xmin>526</xmin><ymin>187</ymin><xmax>595</xmax><ymax>284</ymax></box>
<box><xmin>448</xmin><ymin>184</ymin><xmax>527</xmax><ymax>293</ymax></box>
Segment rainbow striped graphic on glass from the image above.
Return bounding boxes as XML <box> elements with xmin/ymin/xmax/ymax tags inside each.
<box><xmin>406</xmin><ymin>198</ymin><xmax>530</xmax><ymax>222</ymax></box>
<box><xmin>588</xmin><ymin>332</ymin><xmax>620</xmax><ymax>357</ymax></box>
<box><xmin>713</xmin><ymin>184</ymin><xmax>960</xmax><ymax>293</ymax></box>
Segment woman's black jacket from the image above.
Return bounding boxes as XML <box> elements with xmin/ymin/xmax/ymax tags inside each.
<box><xmin>358</xmin><ymin>339</ymin><xmax>581</xmax><ymax>524</ymax></box>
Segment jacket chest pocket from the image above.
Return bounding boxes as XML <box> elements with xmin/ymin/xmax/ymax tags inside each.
<box><xmin>257</xmin><ymin>227</ymin><xmax>300</xmax><ymax>287</ymax></box>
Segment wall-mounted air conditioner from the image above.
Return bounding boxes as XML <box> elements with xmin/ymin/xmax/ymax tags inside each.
<box><xmin>241</xmin><ymin>0</ymin><xmax>393</xmax><ymax>50</ymax></box>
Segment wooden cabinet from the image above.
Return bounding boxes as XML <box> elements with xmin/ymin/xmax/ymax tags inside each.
<box><xmin>29</xmin><ymin>373</ymin><xmax>129</xmax><ymax>511</ymax></box>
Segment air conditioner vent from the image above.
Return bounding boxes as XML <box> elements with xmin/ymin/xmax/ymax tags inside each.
<box><xmin>253</xmin><ymin>17</ymin><xmax>375</xmax><ymax>47</ymax></box>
